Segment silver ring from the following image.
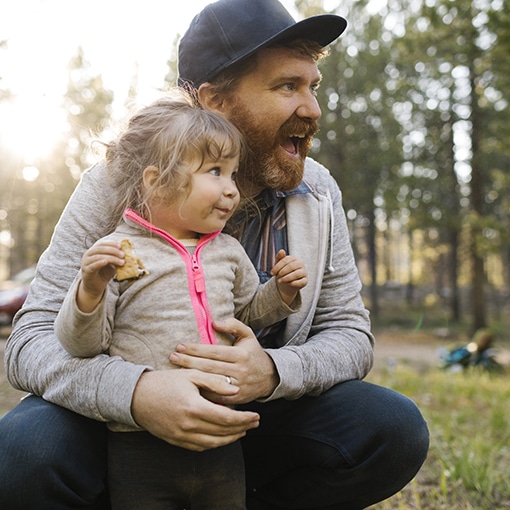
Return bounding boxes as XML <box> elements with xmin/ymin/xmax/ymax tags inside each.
<box><xmin>225</xmin><ymin>375</ymin><xmax>232</xmax><ymax>385</ymax></box>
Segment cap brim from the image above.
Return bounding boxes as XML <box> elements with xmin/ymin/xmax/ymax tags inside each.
<box><xmin>272</xmin><ymin>14</ymin><xmax>347</xmax><ymax>47</ymax></box>
<box><xmin>202</xmin><ymin>14</ymin><xmax>347</xmax><ymax>84</ymax></box>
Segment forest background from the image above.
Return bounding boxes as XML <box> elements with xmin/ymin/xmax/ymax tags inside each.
<box><xmin>1</xmin><ymin>0</ymin><xmax>510</xmax><ymax>335</ymax></box>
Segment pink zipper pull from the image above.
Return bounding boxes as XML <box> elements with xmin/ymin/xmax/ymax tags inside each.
<box><xmin>192</xmin><ymin>256</ymin><xmax>205</xmax><ymax>293</ymax></box>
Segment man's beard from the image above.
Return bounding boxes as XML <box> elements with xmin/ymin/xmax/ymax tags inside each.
<box><xmin>226</xmin><ymin>103</ymin><xmax>319</xmax><ymax>194</ymax></box>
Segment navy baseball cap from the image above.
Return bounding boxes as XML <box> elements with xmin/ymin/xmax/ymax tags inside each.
<box><xmin>178</xmin><ymin>0</ymin><xmax>347</xmax><ymax>88</ymax></box>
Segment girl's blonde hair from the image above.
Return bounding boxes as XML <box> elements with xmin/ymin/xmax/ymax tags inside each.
<box><xmin>106</xmin><ymin>89</ymin><xmax>244</xmax><ymax>226</ymax></box>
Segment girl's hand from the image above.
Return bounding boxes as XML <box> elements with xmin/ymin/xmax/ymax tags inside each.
<box><xmin>270</xmin><ymin>249</ymin><xmax>308</xmax><ymax>305</ymax></box>
<box><xmin>77</xmin><ymin>240</ymin><xmax>125</xmax><ymax>312</ymax></box>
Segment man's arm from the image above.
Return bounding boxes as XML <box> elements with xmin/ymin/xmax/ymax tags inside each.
<box><xmin>169</xmin><ymin>318</ymin><xmax>281</xmax><ymax>405</ymax></box>
<box><xmin>5</xmin><ymin>163</ymin><xmax>145</xmax><ymax>423</ymax></box>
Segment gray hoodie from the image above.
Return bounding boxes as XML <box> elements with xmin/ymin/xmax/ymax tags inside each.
<box><xmin>5</xmin><ymin>158</ymin><xmax>374</xmax><ymax>428</ymax></box>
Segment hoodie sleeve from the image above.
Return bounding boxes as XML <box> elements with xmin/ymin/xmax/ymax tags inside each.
<box><xmin>54</xmin><ymin>271</ymin><xmax>116</xmax><ymax>358</ymax></box>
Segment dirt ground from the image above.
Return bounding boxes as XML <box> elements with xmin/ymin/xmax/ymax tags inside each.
<box><xmin>372</xmin><ymin>328</ymin><xmax>444</xmax><ymax>371</ymax></box>
<box><xmin>1</xmin><ymin>324</ymin><xmax>509</xmax><ymax>417</ymax></box>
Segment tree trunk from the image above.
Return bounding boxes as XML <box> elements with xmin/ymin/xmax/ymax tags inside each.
<box><xmin>448</xmin><ymin>228</ymin><xmax>461</xmax><ymax>322</ymax></box>
<box><xmin>367</xmin><ymin>209</ymin><xmax>379</xmax><ymax>318</ymax></box>
<box><xmin>466</xmin><ymin>5</ymin><xmax>487</xmax><ymax>332</ymax></box>
<box><xmin>469</xmin><ymin>63</ymin><xmax>486</xmax><ymax>331</ymax></box>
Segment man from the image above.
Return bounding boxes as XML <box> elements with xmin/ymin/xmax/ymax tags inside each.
<box><xmin>0</xmin><ymin>0</ymin><xmax>429</xmax><ymax>509</ymax></box>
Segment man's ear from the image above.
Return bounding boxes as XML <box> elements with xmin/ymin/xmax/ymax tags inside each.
<box><xmin>142</xmin><ymin>165</ymin><xmax>160</xmax><ymax>190</ymax></box>
<box><xmin>197</xmin><ymin>82</ymin><xmax>226</xmax><ymax>113</ymax></box>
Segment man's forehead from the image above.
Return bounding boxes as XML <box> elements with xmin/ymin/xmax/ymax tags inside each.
<box><xmin>252</xmin><ymin>47</ymin><xmax>321</xmax><ymax>81</ymax></box>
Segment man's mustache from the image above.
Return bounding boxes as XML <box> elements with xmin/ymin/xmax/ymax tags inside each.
<box><xmin>279</xmin><ymin>116</ymin><xmax>319</xmax><ymax>138</ymax></box>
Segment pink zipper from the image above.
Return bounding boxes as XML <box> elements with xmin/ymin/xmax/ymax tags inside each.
<box><xmin>124</xmin><ymin>209</ymin><xmax>219</xmax><ymax>344</ymax></box>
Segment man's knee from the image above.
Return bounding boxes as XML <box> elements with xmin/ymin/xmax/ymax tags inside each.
<box><xmin>0</xmin><ymin>395</ymin><xmax>109</xmax><ymax>509</ymax></box>
<box><xmin>367</xmin><ymin>383</ymin><xmax>429</xmax><ymax>465</ymax></box>
<box><xmin>242</xmin><ymin>380</ymin><xmax>429</xmax><ymax>509</ymax></box>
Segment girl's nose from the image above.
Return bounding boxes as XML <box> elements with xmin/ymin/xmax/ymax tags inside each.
<box><xmin>224</xmin><ymin>179</ymin><xmax>239</xmax><ymax>198</ymax></box>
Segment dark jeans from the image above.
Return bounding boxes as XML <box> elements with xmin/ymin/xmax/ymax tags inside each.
<box><xmin>0</xmin><ymin>381</ymin><xmax>429</xmax><ymax>510</ymax></box>
<box><xmin>108</xmin><ymin>431</ymin><xmax>245</xmax><ymax>509</ymax></box>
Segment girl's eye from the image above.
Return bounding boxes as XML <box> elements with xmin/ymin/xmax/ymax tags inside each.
<box><xmin>209</xmin><ymin>167</ymin><xmax>221</xmax><ymax>176</ymax></box>
<box><xmin>231</xmin><ymin>171</ymin><xmax>238</xmax><ymax>181</ymax></box>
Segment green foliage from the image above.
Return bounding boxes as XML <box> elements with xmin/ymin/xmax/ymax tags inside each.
<box><xmin>162</xmin><ymin>33</ymin><xmax>180</xmax><ymax>89</ymax></box>
<box><xmin>314</xmin><ymin>4</ymin><xmax>404</xmax><ymax>218</ymax></box>
<box><xmin>306</xmin><ymin>0</ymin><xmax>510</xmax><ymax>326</ymax></box>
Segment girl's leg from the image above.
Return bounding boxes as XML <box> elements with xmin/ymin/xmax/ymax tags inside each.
<box><xmin>190</xmin><ymin>441</ymin><xmax>246</xmax><ymax>510</ymax></box>
<box><xmin>108</xmin><ymin>431</ymin><xmax>246</xmax><ymax>510</ymax></box>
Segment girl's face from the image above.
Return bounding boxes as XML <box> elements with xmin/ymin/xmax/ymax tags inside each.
<box><xmin>148</xmin><ymin>153</ymin><xmax>240</xmax><ymax>240</ymax></box>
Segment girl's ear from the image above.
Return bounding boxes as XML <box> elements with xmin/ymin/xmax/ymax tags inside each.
<box><xmin>197</xmin><ymin>82</ymin><xmax>226</xmax><ymax>114</ymax></box>
<box><xmin>142</xmin><ymin>165</ymin><xmax>160</xmax><ymax>190</ymax></box>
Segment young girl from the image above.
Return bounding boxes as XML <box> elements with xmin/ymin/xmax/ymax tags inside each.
<box><xmin>54</xmin><ymin>91</ymin><xmax>307</xmax><ymax>510</ymax></box>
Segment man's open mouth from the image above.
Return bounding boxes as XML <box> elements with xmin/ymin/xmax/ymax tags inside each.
<box><xmin>281</xmin><ymin>134</ymin><xmax>306</xmax><ymax>155</ymax></box>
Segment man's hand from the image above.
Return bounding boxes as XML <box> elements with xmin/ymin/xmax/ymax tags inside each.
<box><xmin>169</xmin><ymin>318</ymin><xmax>280</xmax><ymax>404</ymax></box>
<box><xmin>131</xmin><ymin>368</ymin><xmax>260</xmax><ymax>451</ymax></box>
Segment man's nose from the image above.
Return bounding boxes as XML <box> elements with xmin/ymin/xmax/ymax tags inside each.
<box><xmin>296</xmin><ymin>91</ymin><xmax>321</xmax><ymax>121</ymax></box>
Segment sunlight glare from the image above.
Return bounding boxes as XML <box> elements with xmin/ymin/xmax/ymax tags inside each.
<box><xmin>21</xmin><ymin>165</ymin><xmax>40</xmax><ymax>182</ymax></box>
<box><xmin>0</xmin><ymin>96</ymin><xmax>67</xmax><ymax>163</ymax></box>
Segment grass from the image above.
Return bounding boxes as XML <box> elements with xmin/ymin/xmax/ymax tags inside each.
<box><xmin>365</xmin><ymin>364</ymin><xmax>510</xmax><ymax>509</ymax></box>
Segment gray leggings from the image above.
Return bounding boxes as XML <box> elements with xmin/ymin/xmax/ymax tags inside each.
<box><xmin>108</xmin><ymin>431</ymin><xmax>246</xmax><ymax>510</ymax></box>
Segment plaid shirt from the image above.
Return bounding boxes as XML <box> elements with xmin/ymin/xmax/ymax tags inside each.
<box><xmin>225</xmin><ymin>181</ymin><xmax>312</xmax><ymax>346</ymax></box>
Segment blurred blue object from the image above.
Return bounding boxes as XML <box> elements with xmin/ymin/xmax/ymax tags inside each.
<box><xmin>439</xmin><ymin>329</ymin><xmax>503</xmax><ymax>372</ymax></box>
